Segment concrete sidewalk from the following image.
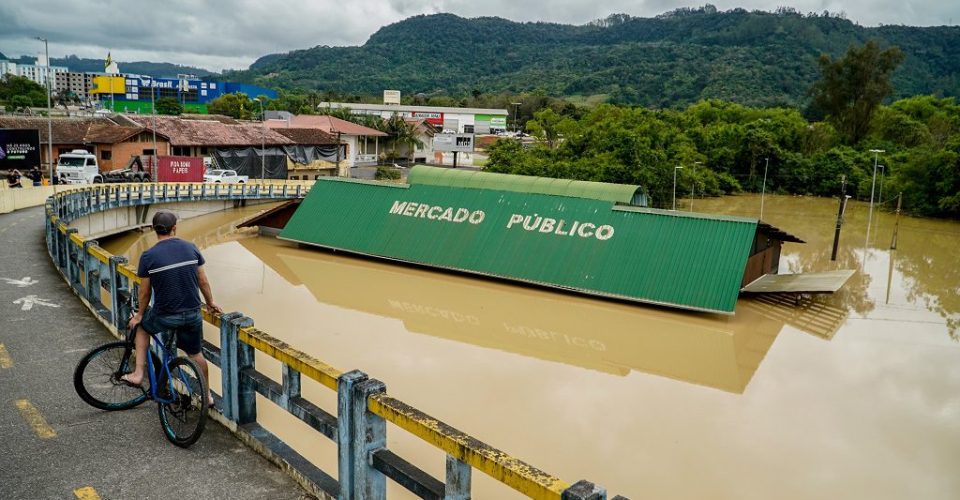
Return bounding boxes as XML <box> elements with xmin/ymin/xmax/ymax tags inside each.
<box><xmin>0</xmin><ymin>206</ymin><xmax>311</xmax><ymax>499</ymax></box>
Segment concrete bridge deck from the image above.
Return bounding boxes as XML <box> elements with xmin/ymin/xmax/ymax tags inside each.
<box><xmin>0</xmin><ymin>206</ymin><xmax>310</xmax><ymax>499</ymax></box>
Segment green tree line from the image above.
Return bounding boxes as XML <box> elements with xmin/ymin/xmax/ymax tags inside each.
<box><xmin>485</xmin><ymin>94</ymin><xmax>959</xmax><ymax>218</ymax></box>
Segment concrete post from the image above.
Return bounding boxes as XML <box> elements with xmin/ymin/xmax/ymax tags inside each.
<box><xmin>65</xmin><ymin>228</ymin><xmax>79</xmax><ymax>286</ymax></box>
<box><xmin>107</xmin><ymin>255</ymin><xmax>127</xmax><ymax>329</ymax></box>
<box><xmin>562</xmin><ymin>480</ymin><xmax>607</xmax><ymax>500</ymax></box>
<box><xmin>281</xmin><ymin>363</ymin><xmax>301</xmax><ymax>412</ymax></box>
<box><xmin>219</xmin><ymin>312</ymin><xmax>256</xmax><ymax>424</ymax></box>
<box><xmin>338</xmin><ymin>371</ymin><xmax>387</xmax><ymax>500</ymax></box>
<box><xmin>83</xmin><ymin>241</ymin><xmax>99</xmax><ymax>303</ymax></box>
<box><xmin>445</xmin><ymin>454</ymin><xmax>472</xmax><ymax>500</ymax></box>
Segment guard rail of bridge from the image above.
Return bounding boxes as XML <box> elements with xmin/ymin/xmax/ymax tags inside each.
<box><xmin>43</xmin><ymin>182</ymin><xmax>623</xmax><ymax>500</ymax></box>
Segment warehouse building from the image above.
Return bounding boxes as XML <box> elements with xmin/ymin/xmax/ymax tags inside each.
<box><xmin>318</xmin><ymin>102</ymin><xmax>508</xmax><ymax>135</ymax></box>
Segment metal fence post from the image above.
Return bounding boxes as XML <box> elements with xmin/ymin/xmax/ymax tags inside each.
<box><xmin>107</xmin><ymin>256</ymin><xmax>127</xmax><ymax>330</ymax></box>
<box><xmin>445</xmin><ymin>454</ymin><xmax>472</xmax><ymax>500</ymax></box>
<box><xmin>561</xmin><ymin>480</ymin><xmax>607</xmax><ymax>500</ymax></box>
<box><xmin>219</xmin><ymin>312</ymin><xmax>256</xmax><ymax>424</ymax></box>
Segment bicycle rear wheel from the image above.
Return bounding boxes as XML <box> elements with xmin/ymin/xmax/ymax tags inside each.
<box><xmin>73</xmin><ymin>341</ymin><xmax>150</xmax><ymax>411</ymax></box>
<box><xmin>157</xmin><ymin>357</ymin><xmax>208</xmax><ymax>448</ymax></box>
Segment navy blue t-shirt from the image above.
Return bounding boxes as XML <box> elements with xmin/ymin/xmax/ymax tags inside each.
<box><xmin>137</xmin><ymin>238</ymin><xmax>206</xmax><ymax>314</ymax></box>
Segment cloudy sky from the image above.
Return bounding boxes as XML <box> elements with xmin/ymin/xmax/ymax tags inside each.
<box><xmin>1</xmin><ymin>1</ymin><xmax>957</xmax><ymax>72</ymax></box>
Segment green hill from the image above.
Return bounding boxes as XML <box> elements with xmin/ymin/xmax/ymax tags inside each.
<box><xmin>229</xmin><ymin>7</ymin><xmax>960</xmax><ymax>108</ymax></box>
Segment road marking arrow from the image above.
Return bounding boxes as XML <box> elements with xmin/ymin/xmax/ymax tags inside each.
<box><xmin>2</xmin><ymin>277</ymin><xmax>38</xmax><ymax>287</ymax></box>
<box><xmin>12</xmin><ymin>295</ymin><xmax>60</xmax><ymax>311</ymax></box>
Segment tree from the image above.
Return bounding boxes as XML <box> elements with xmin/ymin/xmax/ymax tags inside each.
<box><xmin>382</xmin><ymin>114</ymin><xmax>423</xmax><ymax>161</ymax></box>
<box><xmin>155</xmin><ymin>97</ymin><xmax>183</xmax><ymax>115</ymax></box>
<box><xmin>810</xmin><ymin>40</ymin><xmax>904</xmax><ymax>145</ymax></box>
<box><xmin>207</xmin><ymin>92</ymin><xmax>255</xmax><ymax>119</ymax></box>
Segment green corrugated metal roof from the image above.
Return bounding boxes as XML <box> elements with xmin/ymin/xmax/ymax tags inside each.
<box><xmin>279</xmin><ymin>177</ymin><xmax>760</xmax><ymax>313</ymax></box>
<box><xmin>408</xmin><ymin>166</ymin><xmax>647</xmax><ymax>206</ymax></box>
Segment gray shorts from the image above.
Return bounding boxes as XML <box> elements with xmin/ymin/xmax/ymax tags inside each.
<box><xmin>140</xmin><ymin>308</ymin><xmax>203</xmax><ymax>355</ymax></box>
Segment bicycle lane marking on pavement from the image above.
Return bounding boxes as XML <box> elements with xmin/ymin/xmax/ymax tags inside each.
<box><xmin>73</xmin><ymin>486</ymin><xmax>101</xmax><ymax>499</ymax></box>
<box><xmin>0</xmin><ymin>343</ymin><xmax>11</xmax><ymax>368</ymax></box>
<box><xmin>14</xmin><ymin>399</ymin><xmax>57</xmax><ymax>439</ymax></box>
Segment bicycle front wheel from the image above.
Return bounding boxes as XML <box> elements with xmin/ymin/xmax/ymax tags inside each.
<box><xmin>73</xmin><ymin>341</ymin><xmax>149</xmax><ymax>411</ymax></box>
<box><xmin>157</xmin><ymin>357</ymin><xmax>208</xmax><ymax>448</ymax></box>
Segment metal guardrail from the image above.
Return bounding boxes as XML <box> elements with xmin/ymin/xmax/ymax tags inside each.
<box><xmin>43</xmin><ymin>183</ymin><xmax>624</xmax><ymax>500</ymax></box>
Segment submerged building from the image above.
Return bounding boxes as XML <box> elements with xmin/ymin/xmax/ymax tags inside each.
<box><xmin>277</xmin><ymin>166</ymin><xmax>845</xmax><ymax>314</ymax></box>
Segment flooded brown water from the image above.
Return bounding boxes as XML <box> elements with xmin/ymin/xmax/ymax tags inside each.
<box><xmin>102</xmin><ymin>194</ymin><xmax>960</xmax><ymax>499</ymax></box>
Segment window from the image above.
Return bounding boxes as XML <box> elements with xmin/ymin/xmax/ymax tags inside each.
<box><xmin>143</xmin><ymin>149</ymin><xmax>155</xmax><ymax>156</ymax></box>
<box><xmin>100</xmin><ymin>150</ymin><xmax>112</xmax><ymax>161</ymax></box>
<box><xmin>173</xmin><ymin>146</ymin><xmax>190</xmax><ymax>156</ymax></box>
<box><xmin>463</xmin><ymin>125</ymin><xmax>475</xmax><ymax>133</ymax></box>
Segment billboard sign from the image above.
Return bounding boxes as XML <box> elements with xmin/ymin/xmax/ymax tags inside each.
<box><xmin>157</xmin><ymin>156</ymin><xmax>204</xmax><ymax>182</ymax></box>
<box><xmin>412</xmin><ymin>111</ymin><xmax>444</xmax><ymax>126</ymax></box>
<box><xmin>0</xmin><ymin>129</ymin><xmax>41</xmax><ymax>169</ymax></box>
<box><xmin>433</xmin><ymin>134</ymin><xmax>475</xmax><ymax>153</ymax></box>
<box><xmin>383</xmin><ymin>90</ymin><xmax>401</xmax><ymax>105</ymax></box>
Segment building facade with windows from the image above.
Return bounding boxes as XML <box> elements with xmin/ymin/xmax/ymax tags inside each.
<box><xmin>89</xmin><ymin>74</ymin><xmax>277</xmax><ymax>114</ymax></box>
<box><xmin>318</xmin><ymin>102</ymin><xmax>509</xmax><ymax>135</ymax></box>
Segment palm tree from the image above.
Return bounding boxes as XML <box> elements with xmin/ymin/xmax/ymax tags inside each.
<box><xmin>384</xmin><ymin>114</ymin><xmax>424</xmax><ymax>163</ymax></box>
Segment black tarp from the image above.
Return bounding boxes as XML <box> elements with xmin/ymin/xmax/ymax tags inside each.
<box><xmin>214</xmin><ymin>145</ymin><xmax>346</xmax><ymax>179</ymax></box>
<box><xmin>213</xmin><ymin>148</ymin><xmax>287</xmax><ymax>179</ymax></box>
<box><xmin>283</xmin><ymin>144</ymin><xmax>344</xmax><ymax>164</ymax></box>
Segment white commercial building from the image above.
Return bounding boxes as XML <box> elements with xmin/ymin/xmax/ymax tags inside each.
<box><xmin>318</xmin><ymin>102</ymin><xmax>509</xmax><ymax>135</ymax></box>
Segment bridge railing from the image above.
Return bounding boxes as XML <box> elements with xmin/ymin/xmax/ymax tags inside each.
<box><xmin>44</xmin><ymin>183</ymin><xmax>623</xmax><ymax>500</ymax></box>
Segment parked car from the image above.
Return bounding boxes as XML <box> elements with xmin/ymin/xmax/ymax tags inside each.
<box><xmin>203</xmin><ymin>169</ymin><xmax>248</xmax><ymax>183</ymax></box>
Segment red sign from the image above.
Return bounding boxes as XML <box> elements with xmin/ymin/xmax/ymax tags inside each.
<box><xmin>413</xmin><ymin>111</ymin><xmax>443</xmax><ymax>126</ymax></box>
<box><xmin>157</xmin><ymin>156</ymin><xmax>204</xmax><ymax>182</ymax></box>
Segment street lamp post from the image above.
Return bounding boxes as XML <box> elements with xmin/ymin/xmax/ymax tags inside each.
<box><xmin>36</xmin><ymin>37</ymin><xmax>53</xmax><ymax>185</ymax></box>
<box><xmin>255</xmin><ymin>98</ymin><xmax>265</xmax><ymax>181</ymax></box>
<box><xmin>760</xmin><ymin>157</ymin><xmax>769</xmax><ymax>219</ymax></box>
<box><xmin>511</xmin><ymin>102</ymin><xmax>521</xmax><ymax>134</ymax></box>
<box><xmin>673</xmin><ymin>165</ymin><xmax>683</xmax><ymax>210</ymax></box>
<box><xmin>867</xmin><ymin>149</ymin><xmax>885</xmax><ymax>243</ymax></box>
<box><xmin>689</xmin><ymin>161</ymin><xmax>701</xmax><ymax>212</ymax></box>
<box><xmin>151</xmin><ymin>79</ymin><xmax>157</xmax><ymax>177</ymax></box>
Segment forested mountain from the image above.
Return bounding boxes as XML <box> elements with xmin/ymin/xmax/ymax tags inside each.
<box><xmin>229</xmin><ymin>7</ymin><xmax>960</xmax><ymax>108</ymax></box>
<box><xmin>1</xmin><ymin>54</ymin><xmax>218</xmax><ymax>78</ymax></box>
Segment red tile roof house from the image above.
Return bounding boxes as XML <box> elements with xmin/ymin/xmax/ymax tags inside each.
<box><xmin>264</xmin><ymin>114</ymin><xmax>387</xmax><ymax>176</ymax></box>
<box><xmin>0</xmin><ymin>115</ymin><xmax>172</xmax><ymax>174</ymax></box>
<box><xmin>124</xmin><ymin>114</ymin><xmax>300</xmax><ymax>179</ymax></box>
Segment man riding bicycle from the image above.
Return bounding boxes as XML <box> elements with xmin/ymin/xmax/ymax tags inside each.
<box><xmin>122</xmin><ymin>210</ymin><xmax>223</xmax><ymax>406</ymax></box>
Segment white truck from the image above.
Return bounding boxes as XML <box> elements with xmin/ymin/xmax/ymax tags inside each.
<box><xmin>56</xmin><ymin>149</ymin><xmax>103</xmax><ymax>184</ymax></box>
<box><xmin>203</xmin><ymin>169</ymin><xmax>248</xmax><ymax>183</ymax></box>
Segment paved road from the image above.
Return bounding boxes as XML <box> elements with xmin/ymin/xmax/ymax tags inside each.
<box><xmin>0</xmin><ymin>206</ymin><xmax>310</xmax><ymax>499</ymax></box>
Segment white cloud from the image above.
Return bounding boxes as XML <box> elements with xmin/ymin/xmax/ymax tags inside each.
<box><xmin>1</xmin><ymin>1</ymin><xmax>957</xmax><ymax>72</ymax></box>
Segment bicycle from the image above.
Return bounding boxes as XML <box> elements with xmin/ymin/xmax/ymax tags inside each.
<box><xmin>74</xmin><ymin>325</ymin><xmax>208</xmax><ymax>448</ymax></box>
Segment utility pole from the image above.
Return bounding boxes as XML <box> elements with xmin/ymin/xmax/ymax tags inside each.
<box><xmin>36</xmin><ymin>37</ymin><xmax>53</xmax><ymax>186</ymax></box>
<box><xmin>673</xmin><ymin>165</ymin><xmax>683</xmax><ymax>210</ymax></box>
<box><xmin>866</xmin><ymin>149</ymin><xmax>885</xmax><ymax>246</ymax></box>
<box><xmin>831</xmin><ymin>175</ymin><xmax>849</xmax><ymax>261</ymax></box>
<box><xmin>760</xmin><ymin>157</ymin><xmax>769</xmax><ymax>219</ymax></box>
<box><xmin>689</xmin><ymin>161</ymin><xmax>701</xmax><ymax>212</ymax></box>
<box><xmin>890</xmin><ymin>192</ymin><xmax>903</xmax><ymax>250</ymax></box>
<box><xmin>151</xmin><ymin>79</ymin><xmax>157</xmax><ymax>179</ymax></box>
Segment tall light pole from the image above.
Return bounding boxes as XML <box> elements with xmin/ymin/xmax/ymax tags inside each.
<box><xmin>511</xmin><ymin>102</ymin><xmax>521</xmax><ymax>134</ymax></box>
<box><xmin>760</xmin><ymin>157</ymin><xmax>769</xmax><ymax>219</ymax></box>
<box><xmin>151</xmin><ymin>78</ymin><xmax>157</xmax><ymax>176</ymax></box>
<box><xmin>255</xmin><ymin>98</ymin><xmax>265</xmax><ymax>181</ymax></box>
<box><xmin>866</xmin><ymin>149</ymin><xmax>884</xmax><ymax>244</ymax></box>
<box><xmin>673</xmin><ymin>165</ymin><xmax>683</xmax><ymax>210</ymax></box>
<box><xmin>689</xmin><ymin>161</ymin><xmax>701</xmax><ymax>212</ymax></box>
<box><xmin>36</xmin><ymin>37</ymin><xmax>53</xmax><ymax>185</ymax></box>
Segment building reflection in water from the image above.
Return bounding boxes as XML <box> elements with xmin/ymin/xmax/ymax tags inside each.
<box><xmin>238</xmin><ymin>236</ymin><xmax>848</xmax><ymax>394</ymax></box>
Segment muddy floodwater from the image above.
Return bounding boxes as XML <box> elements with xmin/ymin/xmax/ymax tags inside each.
<box><xmin>102</xmin><ymin>194</ymin><xmax>960</xmax><ymax>499</ymax></box>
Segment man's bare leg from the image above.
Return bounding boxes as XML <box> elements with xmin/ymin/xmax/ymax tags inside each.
<box><xmin>120</xmin><ymin>326</ymin><xmax>149</xmax><ymax>385</ymax></box>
